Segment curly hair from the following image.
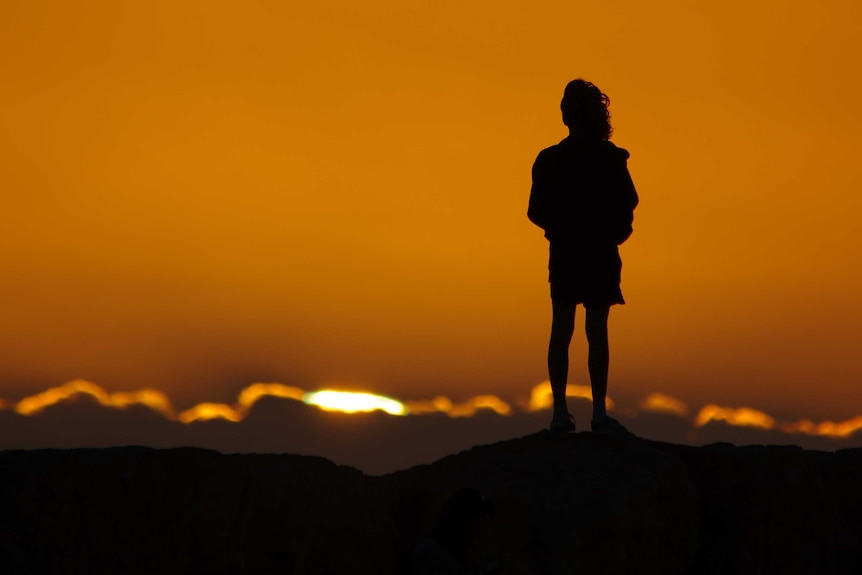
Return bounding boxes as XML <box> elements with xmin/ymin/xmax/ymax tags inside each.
<box><xmin>560</xmin><ymin>79</ymin><xmax>612</xmax><ymax>141</ymax></box>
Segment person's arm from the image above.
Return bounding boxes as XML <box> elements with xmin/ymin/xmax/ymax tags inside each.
<box><xmin>612</xmin><ymin>162</ymin><xmax>638</xmax><ymax>245</ymax></box>
<box><xmin>527</xmin><ymin>150</ymin><xmax>554</xmax><ymax>232</ymax></box>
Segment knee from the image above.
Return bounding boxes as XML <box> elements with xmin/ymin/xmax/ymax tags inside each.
<box><xmin>584</xmin><ymin>308</ymin><xmax>609</xmax><ymax>341</ymax></box>
<box><xmin>584</xmin><ymin>321</ymin><xmax>608</xmax><ymax>344</ymax></box>
<box><xmin>551</xmin><ymin>322</ymin><xmax>575</xmax><ymax>343</ymax></box>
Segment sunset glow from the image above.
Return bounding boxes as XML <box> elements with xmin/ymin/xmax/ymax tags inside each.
<box><xmin>443</xmin><ymin>395</ymin><xmax>513</xmax><ymax>418</ymax></box>
<box><xmin>402</xmin><ymin>396</ymin><xmax>459</xmax><ymax>415</ymax></box>
<box><xmin>238</xmin><ymin>383</ymin><xmax>306</xmax><ymax>408</ymax></box>
<box><xmin>640</xmin><ymin>393</ymin><xmax>690</xmax><ymax>418</ymax></box>
<box><xmin>781</xmin><ymin>417</ymin><xmax>862</xmax><ymax>439</ymax></box>
<box><xmin>694</xmin><ymin>405</ymin><xmax>776</xmax><ymax>430</ymax></box>
<box><xmin>525</xmin><ymin>381</ymin><xmax>615</xmax><ymax>412</ymax></box>
<box><xmin>403</xmin><ymin>395</ymin><xmax>512</xmax><ymax>417</ymax></box>
<box><xmin>178</xmin><ymin>402</ymin><xmax>242</xmax><ymax>424</ymax></box>
<box><xmin>303</xmin><ymin>390</ymin><xmax>406</xmax><ymax>416</ymax></box>
<box><xmin>14</xmin><ymin>380</ymin><xmax>176</xmax><ymax>419</ymax></box>
<box><xmin>2</xmin><ymin>380</ymin><xmax>861</xmax><ymax>440</ymax></box>
<box><xmin>1</xmin><ymin>0</ymin><xmax>861</xmax><ymax>455</ymax></box>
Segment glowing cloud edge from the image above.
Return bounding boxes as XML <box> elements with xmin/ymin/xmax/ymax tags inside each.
<box><xmin>2</xmin><ymin>380</ymin><xmax>861</xmax><ymax>439</ymax></box>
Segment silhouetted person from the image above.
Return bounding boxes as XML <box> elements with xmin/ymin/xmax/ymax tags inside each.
<box><xmin>528</xmin><ymin>79</ymin><xmax>638</xmax><ymax>435</ymax></box>
<box><xmin>412</xmin><ymin>489</ymin><xmax>501</xmax><ymax>574</ymax></box>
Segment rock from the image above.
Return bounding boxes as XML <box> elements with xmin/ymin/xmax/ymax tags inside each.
<box><xmin>386</xmin><ymin>431</ymin><xmax>699</xmax><ymax>575</ymax></box>
<box><xmin>657</xmin><ymin>442</ymin><xmax>862</xmax><ymax>575</ymax></box>
<box><xmin>0</xmin><ymin>447</ymin><xmax>394</xmax><ymax>574</ymax></box>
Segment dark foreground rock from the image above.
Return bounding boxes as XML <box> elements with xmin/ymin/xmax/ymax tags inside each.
<box><xmin>1</xmin><ymin>434</ymin><xmax>860</xmax><ymax>574</ymax></box>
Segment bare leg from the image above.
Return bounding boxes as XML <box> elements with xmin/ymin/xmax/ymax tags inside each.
<box><xmin>585</xmin><ymin>306</ymin><xmax>610</xmax><ymax>421</ymax></box>
<box><xmin>548</xmin><ymin>299</ymin><xmax>576</xmax><ymax>417</ymax></box>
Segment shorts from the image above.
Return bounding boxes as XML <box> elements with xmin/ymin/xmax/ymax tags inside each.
<box><xmin>548</xmin><ymin>242</ymin><xmax>625</xmax><ymax>308</ymax></box>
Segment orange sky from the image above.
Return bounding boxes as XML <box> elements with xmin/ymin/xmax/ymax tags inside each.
<box><xmin>1</xmin><ymin>0</ymin><xmax>861</xmax><ymax>424</ymax></box>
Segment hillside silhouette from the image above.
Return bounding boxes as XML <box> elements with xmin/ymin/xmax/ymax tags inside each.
<box><xmin>2</xmin><ymin>433</ymin><xmax>861</xmax><ymax>574</ymax></box>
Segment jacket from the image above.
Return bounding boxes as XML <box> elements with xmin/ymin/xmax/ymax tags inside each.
<box><xmin>528</xmin><ymin>137</ymin><xmax>638</xmax><ymax>247</ymax></box>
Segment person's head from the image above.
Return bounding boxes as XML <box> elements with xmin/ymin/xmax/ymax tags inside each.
<box><xmin>560</xmin><ymin>79</ymin><xmax>612</xmax><ymax>141</ymax></box>
<box><xmin>431</xmin><ymin>488</ymin><xmax>494</xmax><ymax>562</ymax></box>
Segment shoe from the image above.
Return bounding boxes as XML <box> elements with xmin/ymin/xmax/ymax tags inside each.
<box><xmin>549</xmin><ymin>413</ymin><xmax>576</xmax><ymax>435</ymax></box>
<box><xmin>590</xmin><ymin>415</ymin><xmax>631</xmax><ymax>435</ymax></box>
